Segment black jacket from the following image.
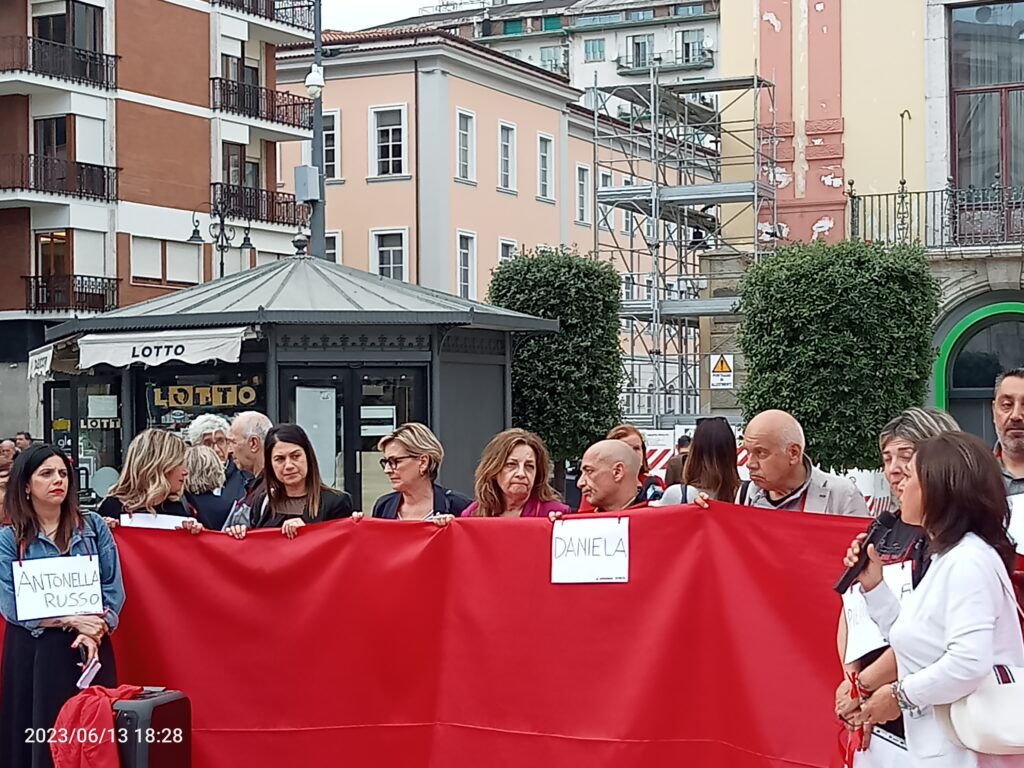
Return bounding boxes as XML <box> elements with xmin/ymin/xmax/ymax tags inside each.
<box><xmin>251</xmin><ymin>487</ymin><xmax>353</xmax><ymax>529</ymax></box>
<box><xmin>187</xmin><ymin>459</ymin><xmax>250</xmax><ymax>531</ymax></box>
<box><xmin>371</xmin><ymin>484</ymin><xmax>471</xmax><ymax>519</ymax></box>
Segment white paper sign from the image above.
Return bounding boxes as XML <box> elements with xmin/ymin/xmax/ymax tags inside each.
<box><xmin>842</xmin><ymin>561</ymin><xmax>915</xmax><ymax>664</ymax></box>
<box><xmin>13</xmin><ymin>555</ymin><xmax>103</xmax><ymax>621</ymax></box>
<box><xmin>119</xmin><ymin>513</ymin><xmax>185</xmax><ymax>530</ymax></box>
<box><xmin>87</xmin><ymin>395</ymin><xmax>119</xmax><ymax>419</ymax></box>
<box><xmin>551</xmin><ymin>517</ymin><xmax>629</xmax><ymax>584</ymax></box>
<box><xmin>1009</xmin><ymin>495</ymin><xmax>1024</xmax><ymax>555</ymax></box>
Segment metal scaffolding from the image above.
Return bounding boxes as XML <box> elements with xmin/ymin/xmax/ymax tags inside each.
<box><xmin>591</xmin><ymin>71</ymin><xmax>777</xmax><ymax>427</ymax></box>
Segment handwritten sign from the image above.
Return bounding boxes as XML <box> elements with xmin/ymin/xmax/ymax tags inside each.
<box><xmin>551</xmin><ymin>517</ymin><xmax>629</xmax><ymax>584</ymax></box>
<box><xmin>13</xmin><ymin>555</ymin><xmax>102</xmax><ymax>621</ymax></box>
<box><xmin>1009</xmin><ymin>494</ymin><xmax>1024</xmax><ymax>555</ymax></box>
<box><xmin>120</xmin><ymin>513</ymin><xmax>186</xmax><ymax>530</ymax></box>
<box><xmin>841</xmin><ymin>561</ymin><xmax>915</xmax><ymax>664</ymax></box>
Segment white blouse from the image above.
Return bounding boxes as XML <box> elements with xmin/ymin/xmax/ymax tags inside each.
<box><xmin>864</xmin><ymin>532</ymin><xmax>1024</xmax><ymax>767</ymax></box>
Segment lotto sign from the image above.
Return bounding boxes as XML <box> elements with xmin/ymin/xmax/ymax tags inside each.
<box><xmin>710</xmin><ymin>355</ymin><xmax>734</xmax><ymax>390</ymax></box>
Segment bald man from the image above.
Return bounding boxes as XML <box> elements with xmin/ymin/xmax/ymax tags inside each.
<box><xmin>577</xmin><ymin>439</ymin><xmax>646</xmax><ymax>513</ymax></box>
<box><xmin>740</xmin><ymin>409</ymin><xmax>868</xmax><ymax>516</ymax></box>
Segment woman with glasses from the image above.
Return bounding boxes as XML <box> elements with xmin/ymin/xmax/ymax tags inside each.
<box><xmin>226</xmin><ymin>424</ymin><xmax>351</xmax><ymax>539</ymax></box>
<box><xmin>371</xmin><ymin>423</ymin><xmax>471</xmax><ymax>520</ymax></box>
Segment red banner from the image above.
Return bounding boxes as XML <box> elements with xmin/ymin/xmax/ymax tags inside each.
<box><xmin>101</xmin><ymin>504</ymin><xmax>866</xmax><ymax>767</ymax></box>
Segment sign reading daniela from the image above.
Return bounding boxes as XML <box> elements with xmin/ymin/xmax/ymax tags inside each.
<box><xmin>551</xmin><ymin>517</ymin><xmax>630</xmax><ymax>584</ymax></box>
<box><xmin>78</xmin><ymin>327</ymin><xmax>247</xmax><ymax>370</ymax></box>
<box><xmin>13</xmin><ymin>555</ymin><xmax>103</xmax><ymax>621</ymax></box>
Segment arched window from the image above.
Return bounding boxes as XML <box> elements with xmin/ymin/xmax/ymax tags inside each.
<box><xmin>951</xmin><ymin>318</ymin><xmax>1024</xmax><ymax>390</ymax></box>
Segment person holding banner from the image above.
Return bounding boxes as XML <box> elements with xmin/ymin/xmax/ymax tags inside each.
<box><xmin>228</xmin><ymin>424</ymin><xmax>353</xmax><ymax>538</ymax></box>
<box><xmin>576</xmin><ymin>440</ymin><xmax>646</xmax><ymax>514</ymax></box>
<box><xmin>98</xmin><ymin>429</ymin><xmax>203</xmax><ymax>533</ymax></box>
<box><xmin>835</xmin><ymin>407</ymin><xmax>960</xmax><ymax>765</ymax></box>
<box><xmin>845</xmin><ymin>432</ymin><xmax>1024</xmax><ymax>767</ymax></box>
<box><xmin>0</xmin><ymin>445</ymin><xmax>124</xmax><ymax>768</ymax></box>
<box><xmin>462</xmin><ymin>429</ymin><xmax>570</xmax><ymax>518</ymax></box>
<box><xmin>578</xmin><ymin>424</ymin><xmax>665</xmax><ymax>512</ymax></box>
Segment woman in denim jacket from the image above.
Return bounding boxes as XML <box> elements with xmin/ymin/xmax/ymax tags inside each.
<box><xmin>0</xmin><ymin>445</ymin><xmax>125</xmax><ymax>768</ymax></box>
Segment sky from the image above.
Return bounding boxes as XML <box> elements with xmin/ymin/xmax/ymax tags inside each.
<box><xmin>322</xmin><ymin>0</ymin><xmax>440</xmax><ymax>31</ymax></box>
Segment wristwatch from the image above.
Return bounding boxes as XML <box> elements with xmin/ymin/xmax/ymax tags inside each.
<box><xmin>891</xmin><ymin>680</ymin><xmax>919</xmax><ymax>713</ymax></box>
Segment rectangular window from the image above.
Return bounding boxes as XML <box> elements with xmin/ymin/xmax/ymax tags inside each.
<box><xmin>622</xmin><ymin>176</ymin><xmax>634</xmax><ymax>233</ymax></box>
<box><xmin>576</xmin><ymin>164</ymin><xmax>591</xmax><ymax>224</ymax></box>
<box><xmin>543</xmin><ymin>16</ymin><xmax>562</xmax><ymax>30</ymax></box>
<box><xmin>34</xmin><ymin>117</ymin><xmax>67</xmax><ymax>159</ymax></box>
<box><xmin>950</xmin><ymin>3</ymin><xmax>1024</xmax><ymax>188</ymax></box>
<box><xmin>371</xmin><ymin>107</ymin><xmax>405</xmax><ymax>176</ymax></box>
<box><xmin>537</xmin><ymin>134</ymin><xmax>554</xmax><ymax>199</ymax></box>
<box><xmin>599</xmin><ymin>170</ymin><xmax>613</xmax><ymax>230</ymax></box>
<box><xmin>628</xmin><ymin>34</ymin><xmax>654</xmax><ymax>68</ymax></box>
<box><xmin>373</xmin><ymin>230</ymin><xmax>406</xmax><ymax>281</ymax></box>
<box><xmin>222</xmin><ymin>142</ymin><xmax>244</xmax><ymax>185</ymax></box>
<box><xmin>505</xmin><ymin>49</ymin><xmax>523</xmax><ymax>59</ymax></box>
<box><xmin>36</xmin><ymin>230</ymin><xmax>69</xmax><ymax>278</ymax></box>
<box><xmin>499</xmin><ymin>239</ymin><xmax>517</xmax><ymax>262</ymax></box>
<box><xmin>504</xmin><ymin>18</ymin><xmax>524</xmax><ymax>34</ymax></box>
<box><xmin>456</xmin><ymin>110</ymin><xmax>476</xmax><ymax>181</ymax></box>
<box><xmin>323</xmin><ymin>110</ymin><xmax>339</xmax><ymax>179</ymax></box>
<box><xmin>621</xmin><ymin>274</ymin><xmax>635</xmax><ymax>301</ymax></box>
<box><xmin>71</xmin><ymin>1</ymin><xmax>102</xmax><ymax>52</ymax></box>
<box><xmin>578</xmin><ymin>13</ymin><xmax>624</xmax><ymax>26</ymax></box>
<box><xmin>584</xmin><ymin>38</ymin><xmax>606</xmax><ymax>62</ymax></box>
<box><xmin>676</xmin><ymin>3</ymin><xmax>706</xmax><ymax>15</ymax></box>
<box><xmin>499</xmin><ymin>122</ymin><xmax>517</xmax><ymax>191</ymax></box>
<box><xmin>130</xmin><ymin>237</ymin><xmax>162</xmax><ymax>281</ymax></box>
<box><xmin>457</xmin><ymin>231</ymin><xmax>476</xmax><ymax>299</ymax></box>
<box><xmin>323</xmin><ymin>232</ymin><xmax>341</xmax><ymax>263</ymax></box>
<box><xmin>679</xmin><ymin>28</ymin><xmax>705</xmax><ymax>63</ymax></box>
<box><xmin>166</xmin><ymin>242</ymin><xmax>201</xmax><ymax>284</ymax></box>
<box><xmin>540</xmin><ymin>45</ymin><xmax>563</xmax><ymax>73</ymax></box>
<box><xmin>626</xmin><ymin>9</ymin><xmax>654</xmax><ymax>21</ymax></box>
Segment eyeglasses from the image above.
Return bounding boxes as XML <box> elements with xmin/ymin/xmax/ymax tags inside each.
<box><xmin>379</xmin><ymin>455</ymin><xmax>417</xmax><ymax>471</ymax></box>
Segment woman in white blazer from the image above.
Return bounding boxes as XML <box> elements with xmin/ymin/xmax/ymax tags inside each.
<box><xmin>845</xmin><ymin>431</ymin><xmax>1024</xmax><ymax>767</ymax></box>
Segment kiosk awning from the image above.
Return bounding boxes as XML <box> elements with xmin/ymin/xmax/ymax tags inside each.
<box><xmin>78</xmin><ymin>327</ymin><xmax>248</xmax><ymax>369</ymax></box>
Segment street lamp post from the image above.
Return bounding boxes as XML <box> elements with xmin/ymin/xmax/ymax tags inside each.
<box><xmin>187</xmin><ymin>201</ymin><xmax>253</xmax><ymax>278</ymax></box>
<box><xmin>307</xmin><ymin>0</ymin><xmax>326</xmax><ymax>261</ymax></box>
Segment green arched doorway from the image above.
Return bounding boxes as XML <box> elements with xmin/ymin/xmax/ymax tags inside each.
<box><xmin>935</xmin><ymin>302</ymin><xmax>1024</xmax><ymax>443</ymax></box>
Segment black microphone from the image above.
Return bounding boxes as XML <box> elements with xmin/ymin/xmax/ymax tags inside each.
<box><xmin>834</xmin><ymin>510</ymin><xmax>899</xmax><ymax>594</ymax></box>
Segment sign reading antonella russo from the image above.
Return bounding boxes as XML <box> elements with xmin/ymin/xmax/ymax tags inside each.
<box><xmin>13</xmin><ymin>555</ymin><xmax>103</xmax><ymax>621</ymax></box>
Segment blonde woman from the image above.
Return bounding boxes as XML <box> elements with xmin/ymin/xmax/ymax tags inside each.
<box><xmin>184</xmin><ymin>445</ymin><xmax>230</xmax><ymax>529</ymax></box>
<box><xmin>98</xmin><ymin>429</ymin><xmax>202</xmax><ymax>534</ymax></box>
<box><xmin>463</xmin><ymin>429</ymin><xmax>570</xmax><ymax>518</ymax></box>
<box><xmin>370</xmin><ymin>422</ymin><xmax>471</xmax><ymax>520</ymax></box>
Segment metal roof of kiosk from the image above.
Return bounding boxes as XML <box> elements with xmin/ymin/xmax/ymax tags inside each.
<box><xmin>45</xmin><ymin>255</ymin><xmax>560</xmax><ymax>341</ymax></box>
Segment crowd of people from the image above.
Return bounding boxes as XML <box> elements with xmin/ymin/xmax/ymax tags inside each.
<box><xmin>1</xmin><ymin>367</ymin><xmax>1024</xmax><ymax>767</ymax></box>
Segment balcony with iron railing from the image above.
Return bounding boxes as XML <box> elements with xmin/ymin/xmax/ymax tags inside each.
<box><xmin>24</xmin><ymin>274</ymin><xmax>119</xmax><ymax>313</ymax></box>
<box><xmin>211</xmin><ymin>182</ymin><xmax>306</xmax><ymax>227</ymax></box>
<box><xmin>210</xmin><ymin>0</ymin><xmax>315</xmax><ymax>31</ymax></box>
<box><xmin>211</xmin><ymin>78</ymin><xmax>314</xmax><ymax>130</ymax></box>
<box><xmin>617</xmin><ymin>48</ymin><xmax>713</xmax><ymax>73</ymax></box>
<box><xmin>0</xmin><ymin>36</ymin><xmax>117</xmax><ymax>89</ymax></box>
<box><xmin>0</xmin><ymin>154</ymin><xmax>119</xmax><ymax>201</ymax></box>
<box><xmin>848</xmin><ymin>179</ymin><xmax>1024</xmax><ymax>250</ymax></box>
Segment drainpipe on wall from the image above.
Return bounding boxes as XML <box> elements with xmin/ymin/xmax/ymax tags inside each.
<box><xmin>414</xmin><ymin>59</ymin><xmax>422</xmax><ymax>284</ymax></box>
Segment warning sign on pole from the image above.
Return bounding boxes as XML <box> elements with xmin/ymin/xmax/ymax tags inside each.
<box><xmin>710</xmin><ymin>354</ymin><xmax>734</xmax><ymax>390</ymax></box>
